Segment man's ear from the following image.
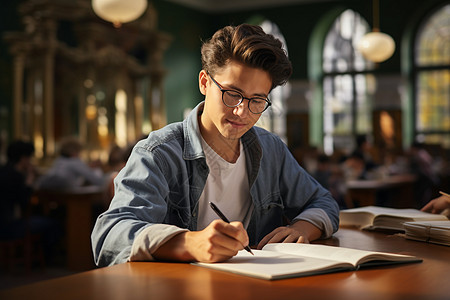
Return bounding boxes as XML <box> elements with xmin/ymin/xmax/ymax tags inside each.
<box><xmin>199</xmin><ymin>70</ymin><xmax>208</xmax><ymax>95</ymax></box>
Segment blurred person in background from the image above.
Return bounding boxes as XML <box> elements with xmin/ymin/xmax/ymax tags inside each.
<box><xmin>0</xmin><ymin>140</ymin><xmax>61</xmax><ymax>264</ymax></box>
<box><xmin>407</xmin><ymin>141</ymin><xmax>440</xmax><ymax>208</ymax></box>
<box><xmin>0</xmin><ymin>140</ymin><xmax>37</xmax><ymax>226</ymax></box>
<box><xmin>36</xmin><ymin>137</ymin><xmax>107</xmax><ymax>191</ymax></box>
<box><xmin>353</xmin><ymin>134</ymin><xmax>378</xmax><ymax>172</ymax></box>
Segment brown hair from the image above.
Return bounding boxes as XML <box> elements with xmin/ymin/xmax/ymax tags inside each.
<box><xmin>201</xmin><ymin>24</ymin><xmax>292</xmax><ymax>90</ymax></box>
<box><xmin>59</xmin><ymin>137</ymin><xmax>83</xmax><ymax>158</ymax></box>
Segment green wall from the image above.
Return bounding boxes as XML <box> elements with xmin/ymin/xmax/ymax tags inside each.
<box><xmin>152</xmin><ymin>1</ymin><xmax>209</xmax><ymax>123</ymax></box>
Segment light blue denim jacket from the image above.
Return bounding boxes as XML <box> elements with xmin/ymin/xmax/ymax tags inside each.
<box><xmin>91</xmin><ymin>102</ymin><xmax>339</xmax><ymax>266</ymax></box>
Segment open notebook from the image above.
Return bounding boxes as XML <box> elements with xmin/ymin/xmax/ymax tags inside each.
<box><xmin>193</xmin><ymin>243</ymin><xmax>421</xmax><ymax>280</ymax></box>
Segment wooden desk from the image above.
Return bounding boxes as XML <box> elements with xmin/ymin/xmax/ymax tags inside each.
<box><xmin>2</xmin><ymin>227</ymin><xmax>449</xmax><ymax>300</ymax></box>
<box><xmin>33</xmin><ymin>186</ymin><xmax>105</xmax><ymax>271</ymax></box>
<box><xmin>345</xmin><ymin>174</ymin><xmax>417</xmax><ymax>208</ymax></box>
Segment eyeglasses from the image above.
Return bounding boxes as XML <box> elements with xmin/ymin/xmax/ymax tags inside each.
<box><xmin>208</xmin><ymin>74</ymin><xmax>271</xmax><ymax>114</ymax></box>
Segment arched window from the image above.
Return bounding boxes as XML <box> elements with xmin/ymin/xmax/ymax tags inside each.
<box><xmin>256</xmin><ymin>20</ymin><xmax>290</xmax><ymax>142</ymax></box>
<box><xmin>414</xmin><ymin>4</ymin><xmax>450</xmax><ymax>147</ymax></box>
<box><xmin>322</xmin><ymin>9</ymin><xmax>374</xmax><ymax>154</ymax></box>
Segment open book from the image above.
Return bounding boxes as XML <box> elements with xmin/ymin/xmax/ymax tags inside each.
<box><xmin>193</xmin><ymin>243</ymin><xmax>421</xmax><ymax>280</ymax></box>
<box><xmin>404</xmin><ymin>220</ymin><xmax>450</xmax><ymax>247</ymax></box>
<box><xmin>339</xmin><ymin>206</ymin><xmax>448</xmax><ymax>231</ymax></box>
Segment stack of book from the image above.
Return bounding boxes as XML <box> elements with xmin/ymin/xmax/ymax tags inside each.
<box><xmin>403</xmin><ymin>221</ymin><xmax>450</xmax><ymax>246</ymax></box>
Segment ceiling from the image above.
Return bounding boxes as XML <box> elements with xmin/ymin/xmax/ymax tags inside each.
<box><xmin>164</xmin><ymin>0</ymin><xmax>338</xmax><ymax>13</ymax></box>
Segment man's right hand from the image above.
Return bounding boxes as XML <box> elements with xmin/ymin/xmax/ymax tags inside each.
<box><xmin>152</xmin><ymin>219</ymin><xmax>249</xmax><ymax>262</ymax></box>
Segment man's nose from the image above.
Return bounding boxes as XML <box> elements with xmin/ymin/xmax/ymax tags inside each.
<box><xmin>233</xmin><ymin>99</ymin><xmax>249</xmax><ymax>117</ymax></box>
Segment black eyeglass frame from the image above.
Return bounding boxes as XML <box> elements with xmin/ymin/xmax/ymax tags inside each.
<box><xmin>208</xmin><ymin>73</ymin><xmax>271</xmax><ymax>114</ymax></box>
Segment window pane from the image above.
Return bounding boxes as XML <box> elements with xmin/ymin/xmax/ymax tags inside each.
<box><xmin>415</xmin><ymin>4</ymin><xmax>450</xmax><ymax>147</ymax></box>
<box><xmin>256</xmin><ymin>20</ymin><xmax>289</xmax><ymax>142</ymax></box>
<box><xmin>323</xmin><ymin>74</ymin><xmax>373</xmax><ymax>149</ymax></box>
<box><xmin>415</xmin><ymin>4</ymin><xmax>450</xmax><ymax>66</ymax></box>
<box><xmin>323</xmin><ymin>9</ymin><xmax>373</xmax><ymax>73</ymax></box>
<box><xmin>324</xmin><ymin>75</ymin><xmax>352</xmax><ymax>135</ymax></box>
<box><xmin>416</xmin><ymin>70</ymin><xmax>450</xmax><ymax>131</ymax></box>
<box><xmin>322</xmin><ymin>9</ymin><xmax>374</xmax><ymax>153</ymax></box>
<box><xmin>355</xmin><ymin>74</ymin><xmax>373</xmax><ymax>134</ymax></box>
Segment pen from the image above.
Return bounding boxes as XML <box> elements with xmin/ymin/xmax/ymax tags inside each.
<box><xmin>439</xmin><ymin>191</ymin><xmax>450</xmax><ymax>198</ymax></box>
<box><xmin>209</xmin><ymin>201</ymin><xmax>254</xmax><ymax>255</ymax></box>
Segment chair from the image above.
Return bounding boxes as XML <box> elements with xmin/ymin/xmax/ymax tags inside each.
<box><xmin>33</xmin><ymin>186</ymin><xmax>105</xmax><ymax>271</ymax></box>
<box><xmin>0</xmin><ymin>222</ymin><xmax>45</xmax><ymax>274</ymax></box>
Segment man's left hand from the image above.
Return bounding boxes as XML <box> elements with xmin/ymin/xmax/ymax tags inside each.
<box><xmin>256</xmin><ymin>220</ymin><xmax>321</xmax><ymax>250</ymax></box>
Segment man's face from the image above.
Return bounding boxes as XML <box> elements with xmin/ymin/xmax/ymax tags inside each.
<box><xmin>199</xmin><ymin>61</ymin><xmax>272</xmax><ymax>143</ymax></box>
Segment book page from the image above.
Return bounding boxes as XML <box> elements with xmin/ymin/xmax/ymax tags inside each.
<box><xmin>194</xmin><ymin>249</ymin><xmax>353</xmax><ymax>280</ymax></box>
<box><xmin>261</xmin><ymin>243</ymin><xmax>419</xmax><ymax>266</ymax></box>
<box><xmin>339</xmin><ymin>211</ymin><xmax>376</xmax><ymax>228</ymax></box>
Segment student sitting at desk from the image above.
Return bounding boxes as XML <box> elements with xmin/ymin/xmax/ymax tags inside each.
<box><xmin>91</xmin><ymin>24</ymin><xmax>339</xmax><ymax>266</ymax></box>
<box><xmin>0</xmin><ymin>140</ymin><xmax>61</xmax><ymax>263</ymax></box>
<box><xmin>36</xmin><ymin>137</ymin><xmax>106</xmax><ymax>190</ymax></box>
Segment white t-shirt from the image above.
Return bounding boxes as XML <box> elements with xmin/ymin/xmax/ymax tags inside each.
<box><xmin>196</xmin><ymin>138</ymin><xmax>253</xmax><ymax>231</ymax></box>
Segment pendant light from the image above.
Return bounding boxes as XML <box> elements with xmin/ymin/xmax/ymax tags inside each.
<box><xmin>357</xmin><ymin>0</ymin><xmax>395</xmax><ymax>63</ymax></box>
<box><xmin>92</xmin><ymin>0</ymin><xmax>148</xmax><ymax>28</ymax></box>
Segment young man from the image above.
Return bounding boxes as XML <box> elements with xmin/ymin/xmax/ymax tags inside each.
<box><xmin>91</xmin><ymin>24</ymin><xmax>339</xmax><ymax>266</ymax></box>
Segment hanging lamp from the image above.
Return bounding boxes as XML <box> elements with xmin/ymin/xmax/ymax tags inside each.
<box><xmin>92</xmin><ymin>0</ymin><xmax>147</xmax><ymax>28</ymax></box>
<box><xmin>357</xmin><ymin>0</ymin><xmax>395</xmax><ymax>62</ymax></box>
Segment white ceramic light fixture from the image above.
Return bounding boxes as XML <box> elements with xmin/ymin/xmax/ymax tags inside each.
<box><xmin>357</xmin><ymin>0</ymin><xmax>395</xmax><ymax>63</ymax></box>
<box><xmin>92</xmin><ymin>0</ymin><xmax>148</xmax><ymax>28</ymax></box>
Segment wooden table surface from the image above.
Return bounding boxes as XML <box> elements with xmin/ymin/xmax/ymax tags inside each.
<box><xmin>1</xmin><ymin>227</ymin><xmax>449</xmax><ymax>300</ymax></box>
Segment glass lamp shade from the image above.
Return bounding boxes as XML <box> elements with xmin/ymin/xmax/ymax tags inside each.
<box><xmin>92</xmin><ymin>0</ymin><xmax>147</xmax><ymax>27</ymax></box>
<box><xmin>357</xmin><ymin>32</ymin><xmax>396</xmax><ymax>63</ymax></box>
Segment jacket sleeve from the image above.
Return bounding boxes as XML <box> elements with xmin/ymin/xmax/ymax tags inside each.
<box><xmin>276</xmin><ymin>138</ymin><xmax>340</xmax><ymax>238</ymax></box>
<box><xmin>91</xmin><ymin>142</ymin><xmax>177</xmax><ymax>267</ymax></box>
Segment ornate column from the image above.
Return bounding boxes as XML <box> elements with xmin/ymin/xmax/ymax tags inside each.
<box><xmin>147</xmin><ymin>32</ymin><xmax>171</xmax><ymax>130</ymax></box>
<box><xmin>12</xmin><ymin>53</ymin><xmax>25</xmax><ymax>139</ymax></box>
<box><xmin>42</xmin><ymin>19</ymin><xmax>57</xmax><ymax>157</ymax></box>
